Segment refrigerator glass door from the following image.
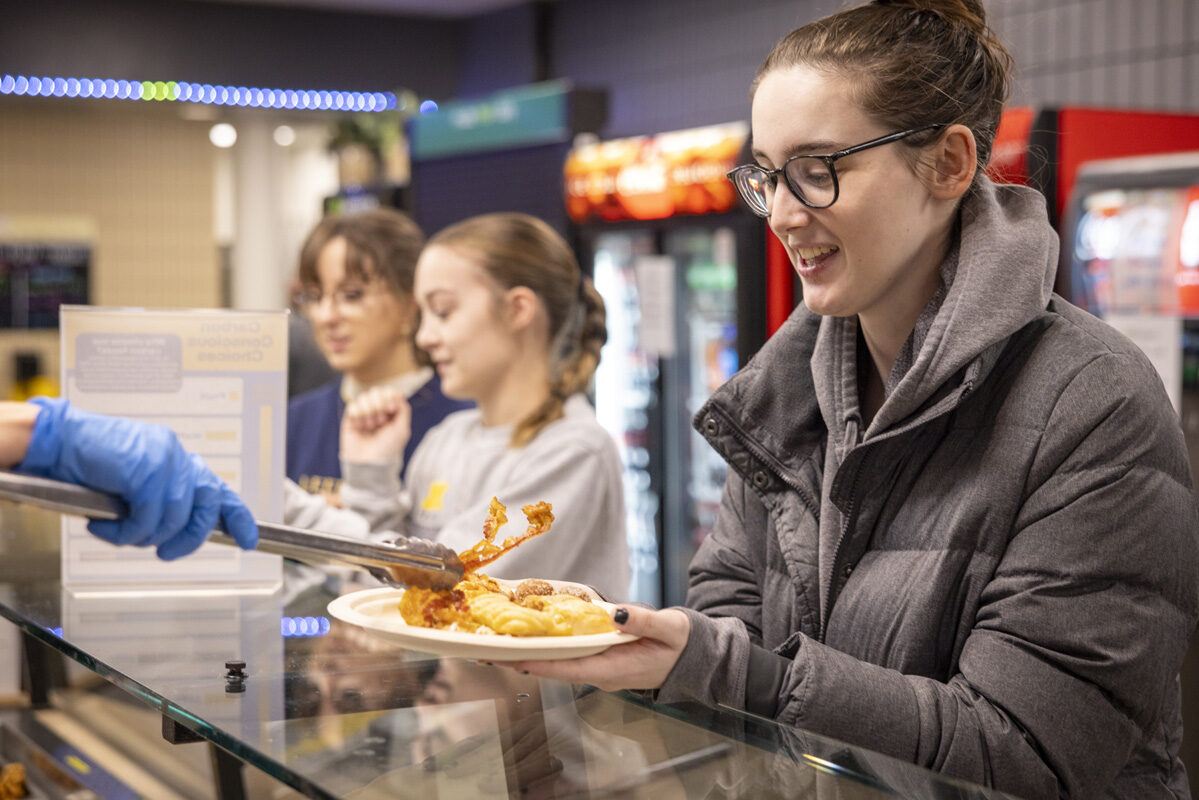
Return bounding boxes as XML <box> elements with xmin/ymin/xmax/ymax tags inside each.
<box><xmin>592</xmin><ymin>231</ymin><xmax>661</xmax><ymax>606</ymax></box>
<box><xmin>661</xmin><ymin>226</ymin><xmax>739</xmax><ymax>606</ymax></box>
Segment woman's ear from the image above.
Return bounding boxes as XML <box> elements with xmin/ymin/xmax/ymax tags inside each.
<box><xmin>925</xmin><ymin>123</ymin><xmax>977</xmax><ymax>200</ymax></box>
<box><xmin>504</xmin><ymin>286</ymin><xmax>541</xmax><ymax>333</ymax></box>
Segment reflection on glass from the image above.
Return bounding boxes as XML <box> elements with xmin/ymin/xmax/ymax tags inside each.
<box><xmin>1071</xmin><ymin>185</ymin><xmax>1198</xmax><ymax>316</ymax></box>
<box><xmin>663</xmin><ymin>226</ymin><xmax>739</xmax><ymax>606</ymax></box>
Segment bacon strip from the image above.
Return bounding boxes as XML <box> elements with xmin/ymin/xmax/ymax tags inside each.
<box><xmin>459</xmin><ymin>501</ymin><xmax>554</xmax><ymax>571</ymax></box>
<box><xmin>481</xmin><ymin>496</ymin><xmax>508</xmax><ymax>542</ymax></box>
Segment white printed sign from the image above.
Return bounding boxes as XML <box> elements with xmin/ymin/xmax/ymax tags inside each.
<box><xmin>60</xmin><ymin>307</ymin><xmax>286</xmax><ymax>589</ymax></box>
<box><xmin>634</xmin><ymin>256</ymin><xmax>677</xmax><ymax>358</ymax></box>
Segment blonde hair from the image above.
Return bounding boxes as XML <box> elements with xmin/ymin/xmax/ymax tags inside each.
<box><xmin>428</xmin><ymin>213</ymin><xmax>606</xmax><ymax>447</ymax></box>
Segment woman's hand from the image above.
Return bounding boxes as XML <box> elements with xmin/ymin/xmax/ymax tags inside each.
<box><xmin>340</xmin><ymin>386</ymin><xmax>412</xmax><ymax>464</ymax></box>
<box><xmin>502</xmin><ymin>605</ymin><xmax>691</xmax><ymax>692</ymax></box>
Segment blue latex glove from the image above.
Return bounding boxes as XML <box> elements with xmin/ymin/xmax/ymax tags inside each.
<box><xmin>16</xmin><ymin>397</ymin><xmax>259</xmax><ymax>560</ymax></box>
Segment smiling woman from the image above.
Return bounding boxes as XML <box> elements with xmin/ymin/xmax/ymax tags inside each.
<box><xmin>502</xmin><ymin>1</ymin><xmax>1199</xmax><ymax>798</ymax></box>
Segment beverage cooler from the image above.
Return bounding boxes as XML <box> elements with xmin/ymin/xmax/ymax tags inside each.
<box><xmin>988</xmin><ymin>106</ymin><xmax>1199</xmax><ymax>235</ymax></box>
<box><xmin>564</xmin><ymin>122</ymin><xmax>790</xmax><ymax>605</ymax></box>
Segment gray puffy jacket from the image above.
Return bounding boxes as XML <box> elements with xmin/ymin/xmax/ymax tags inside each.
<box><xmin>658</xmin><ymin>180</ymin><xmax>1199</xmax><ymax>799</ymax></box>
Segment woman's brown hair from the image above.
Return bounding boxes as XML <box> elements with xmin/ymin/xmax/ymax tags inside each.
<box><xmin>755</xmin><ymin>0</ymin><xmax>1014</xmax><ymax>188</ymax></box>
<box><xmin>298</xmin><ymin>207</ymin><xmax>424</xmax><ymax>297</ymax></box>
<box><xmin>428</xmin><ymin>213</ymin><xmax>607</xmax><ymax>447</ymax></box>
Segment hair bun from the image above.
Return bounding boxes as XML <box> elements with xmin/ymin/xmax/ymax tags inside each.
<box><xmin>873</xmin><ymin>0</ymin><xmax>988</xmax><ymax>35</ymax></box>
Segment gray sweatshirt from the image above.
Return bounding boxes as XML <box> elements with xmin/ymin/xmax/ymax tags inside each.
<box><xmin>284</xmin><ymin>394</ymin><xmax>631</xmax><ymax>600</ymax></box>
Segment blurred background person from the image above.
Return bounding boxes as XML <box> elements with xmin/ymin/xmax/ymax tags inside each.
<box><xmin>287</xmin><ymin>208</ymin><xmax>470</xmax><ymax>505</ymax></box>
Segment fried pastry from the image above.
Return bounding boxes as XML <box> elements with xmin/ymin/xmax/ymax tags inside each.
<box><xmin>0</xmin><ymin>763</ymin><xmax>26</xmax><ymax>800</ymax></box>
<box><xmin>513</xmin><ymin>579</ymin><xmax>555</xmax><ymax>602</ymax></box>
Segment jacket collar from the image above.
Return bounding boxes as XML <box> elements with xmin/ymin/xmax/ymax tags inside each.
<box><xmin>694</xmin><ymin>305</ymin><xmax>827</xmax><ymax>491</ymax></box>
<box><xmin>841</xmin><ymin>179</ymin><xmax>1056</xmax><ymax>442</ymax></box>
<box><xmin>696</xmin><ymin>178</ymin><xmax>1057</xmax><ymax>483</ymax></box>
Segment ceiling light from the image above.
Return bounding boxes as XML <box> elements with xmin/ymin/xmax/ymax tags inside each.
<box><xmin>209</xmin><ymin>123</ymin><xmax>238</xmax><ymax>148</ymax></box>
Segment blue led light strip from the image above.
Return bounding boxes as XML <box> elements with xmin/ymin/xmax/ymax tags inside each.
<box><xmin>0</xmin><ymin>73</ymin><xmax>399</xmax><ymax>112</ymax></box>
<box><xmin>281</xmin><ymin>615</ymin><xmax>331</xmax><ymax>637</ymax></box>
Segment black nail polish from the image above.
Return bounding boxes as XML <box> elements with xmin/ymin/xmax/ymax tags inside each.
<box><xmin>613</xmin><ymin>607</ymin><xmax>629</xmax><ymax>624</ymax></box>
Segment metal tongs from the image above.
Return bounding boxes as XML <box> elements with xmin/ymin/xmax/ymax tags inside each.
<box><xmin>0</xmin><ymin>471</ymin><xmax>464</xmax><ymax>590</ymax></box>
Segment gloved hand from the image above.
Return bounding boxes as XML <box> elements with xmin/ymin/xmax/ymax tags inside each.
<box><xmin>16</xmin><ymin>397</ymin><xmax>258</xmax><ymax>560</ymax></box>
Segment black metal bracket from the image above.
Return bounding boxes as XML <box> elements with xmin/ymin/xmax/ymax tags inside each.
<box><xmin>208</xmin><ymin>743</ymin><xmax>247</xmax><ymax>800</ymax></box>
<box><xmin>19</xmin><ymin>630</ymin><xmax>65</xmax><ymax>709</ymax></box>
<box><xmin>161</xmin><ymin>714</ymin><xmax>246</xmax><ymax>800</ymax></box>
<box><xmin>161</xmin><ymin>714</ymin><xmax>205</xmax><ymax>744</ymax></box>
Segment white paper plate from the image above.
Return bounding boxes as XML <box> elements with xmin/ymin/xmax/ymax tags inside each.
<box><xmin>327</xmin><ymin>580</ymin><xmax>638</xmax><ymax>661</ymax></box>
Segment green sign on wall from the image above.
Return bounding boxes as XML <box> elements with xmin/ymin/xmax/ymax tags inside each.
<box><xmin>410</xmin><ymin>80</ymin><xmax>577</xmax><ymax>160</ymax></box>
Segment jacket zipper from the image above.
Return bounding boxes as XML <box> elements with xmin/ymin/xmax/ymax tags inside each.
<box><xmin>816</xmin><ymin>381</ymin><xmax>975</xmax><ymax>643</ymax></box>
<box><xmin>821</xmin><ymin>418</ymin><xmax>862</xmax><ymax>643</ymax></box>
<box><xmin>710</xmin><ymin>379</ymin><xmax>975</xmax><ymax>644</ymax></box>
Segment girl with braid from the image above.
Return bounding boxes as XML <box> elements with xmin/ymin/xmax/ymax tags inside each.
<box><xmin>288</xmin><ymin>212</ymin><xmax>629</xmax><ymax>600</ymax></box>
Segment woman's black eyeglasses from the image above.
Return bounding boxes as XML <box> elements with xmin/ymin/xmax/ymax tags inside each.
<box><xmin>726</xmin><ymin>124</ymin><xmax>945</xmax><ymax>216</ymax></box>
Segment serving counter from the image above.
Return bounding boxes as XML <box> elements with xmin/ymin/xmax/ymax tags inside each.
<box><xmin>0</xmin><ymin>529</ymin><xmax>1015</xmax><ymax>800</ymax></box>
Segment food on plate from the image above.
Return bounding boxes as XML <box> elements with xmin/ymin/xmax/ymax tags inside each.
<box><xmin>0</xmin><ymin>762</ymin><xmax>26</xmax><ymax>800</ymax></box>
<box><xmin>512</xmin><ymin>578</ymin><xmax>554</xmax><ymax>602</ymax></box>
<box><xmin>398</xmin><ymin>498</ymin><xmax>616</xmax><ymax>637</ymax></box>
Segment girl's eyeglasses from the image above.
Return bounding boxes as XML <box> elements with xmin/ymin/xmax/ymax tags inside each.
<box><xmin>726</xmin><ymin>124</ymin><xmax>944</xmax><ymax>216</ymax></box>
<box><xmin>296</xmin><ymin>284</ymin><xmax>380</xmax><ymax>317</ymax></box>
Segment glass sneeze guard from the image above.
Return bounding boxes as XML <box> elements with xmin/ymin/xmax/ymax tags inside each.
<box><xmin>0</xmin><ymin>513</ymin><xmax>1020</xmax><ymax>800</ymax></box>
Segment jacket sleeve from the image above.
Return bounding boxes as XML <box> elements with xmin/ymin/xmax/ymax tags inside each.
<box><xmin>775</xmin><ymin>353</ymin><xmax>1199</xmax><ymax>798</ymax></box>
<box><xmin>657</xmin><ymin>472</ymin><xmax>759</xmax><ymax>709</ymax></box>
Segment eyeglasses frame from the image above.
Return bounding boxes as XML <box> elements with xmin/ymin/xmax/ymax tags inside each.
<box><xmin>296</xmin><ymin>280</ymin><xmax>391</xmax><ymax>318</ymax></box>
<box><xmin>726</xmin><ymin>123</ymin><xmax>946</xmax><ymax>215</ymax></box>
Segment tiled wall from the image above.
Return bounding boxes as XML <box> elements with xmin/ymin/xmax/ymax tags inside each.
<box><xmin>547</xmin><ymin>0</ymin><xmax>1199</xmax><ymax>139</ymax></box>
<box><xmin>0</xmin><ymin>102</ymin><xmax>219</xmax><ymax>308</ymax></box>
<box><xmin>0</xmin><ymin>100</ymin><xmax>219</xmax><ymax>392</ymax></box>
<box><xmin>993</xmin><ymin>0</ymin><xmax>1198</xmax><ymax>110</ymax></box>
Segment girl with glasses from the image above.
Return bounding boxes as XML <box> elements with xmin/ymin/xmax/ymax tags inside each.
<box><xmin>287</xmin><ymin>212</ymin><xmax>630</xmax><ymax>600</ymax></box>
<box><xmin>509</xmin><ymin>1</ymin><xmax>1198</xmax><ymax>797</ymax></box>
<box><xmin>285</xmin><ymin>209</ymin><xmax>471</xmax><ymax>503</ymax></box>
